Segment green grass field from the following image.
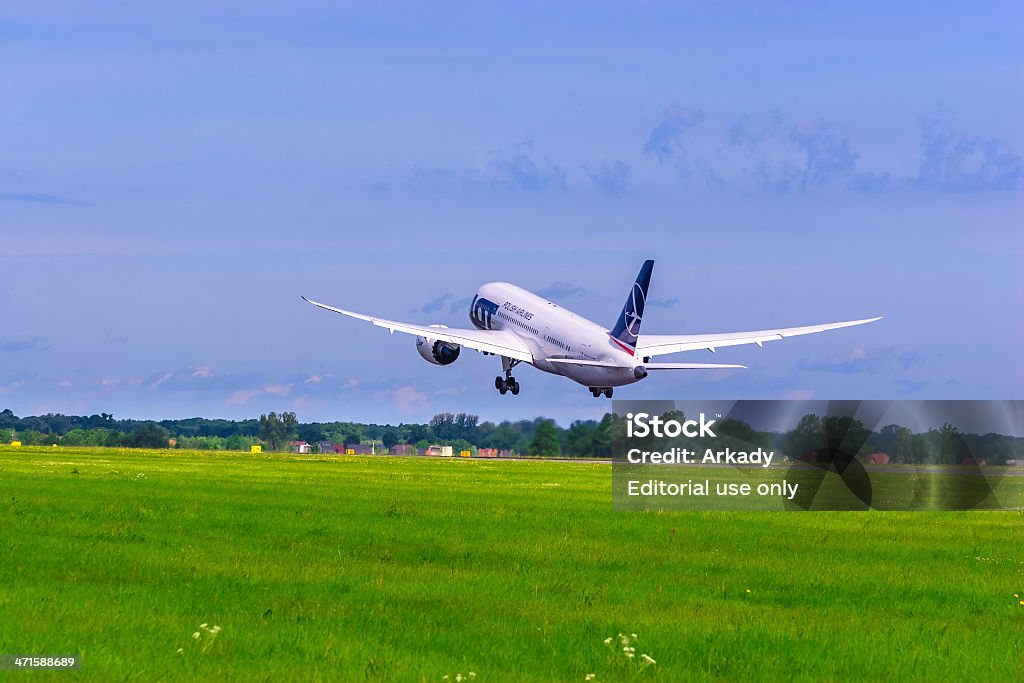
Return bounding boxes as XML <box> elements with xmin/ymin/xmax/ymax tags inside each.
<box><xmin>2</xmin><ymin>446</ymin><xmax>1022</xmax><ymax>681</ymax></box>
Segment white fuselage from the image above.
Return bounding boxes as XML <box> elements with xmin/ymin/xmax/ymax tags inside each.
<box><xmin>470</xmin><ymin>282</ymin><xmax>641</xmax><ymax>387</ymax></box>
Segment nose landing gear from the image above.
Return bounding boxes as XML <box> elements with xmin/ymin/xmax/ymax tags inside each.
<box><xmin>589</xmin><ymin>387</ymin><xmax>613</xmax><ymax>398</ymax></box>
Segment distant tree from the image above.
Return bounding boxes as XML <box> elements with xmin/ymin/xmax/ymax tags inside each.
<box><xmin>565</xmin><ymin>420</ymin><xmax>597</xmax><ymax>457</ymax></box>
<box><xmin>325</xmin><ymin>423</ymin><xmax>363</xmax><ymax>447</ymax></box>
<box><xmin>259</xmin><ymin>411</ymin><xmax>298</xmax><ymax>450</ymax></box>
<box><xmin>177</xmin><ymin>435</ymin><xmax>226</xmax><ymax>451</ymax></box>
<box><xmin>103</xmin><ymin>430</ymin><xmax>125</xmax><ymax>447</ymax></box>
<box><xmin>0</xmin><ymin>427</ymin><xmax>14</xmax><ymax>443</ymax></box>
<box><xmin>225</xmin><ymin>434</ymin><xmax>261</xmax><ymax>451</ymax></box>
<box><xmin>62</xmin><ymin>428</ymin><xmax>113</xmax><ymax>447</ymax></box>
<box><xmin>20</xmin><ymin>429</ymin><xmax>57</xmax><ymax>446</ymax></box>
<box><xmin>889</xmin><ymin>426</ymin><xmax>914</xmax><ymax>463</ymax></box>
<box><xmin>822</xmin><ymin>416</ymin><xmax>870</xmax><ymax>456</ymax></box>
<box><xmin>870</xmin><ymin>424</ymin><xmax>900</xmax><ymax>456</ymax></box>
<box><xmin>454</xmin><ymin>413</ymin><xmax>480</xmax><ymax>442</ymax></box>
<box><xmin>451</xmin><ymin>438</ymin><xmax>475</xmax><ymax>455</ymax></box>
<box><xmin>381</xmin><ymin>427</ymin><xmax>400</xmax><ymax>450</ymax></box>
<box><xmin>487</xmin><ymin>421</ymin><xmax>520</xmax><ymax>450</ymax></box>
<box><xmin>297</xmin><ymin>423</ymin><xmax>327</xmax><ymax>444</ymax></box>
<box><xmin>430</xmin><ymin>413</ymin><xmax>459</xmax><ymax>441</ymax></box>
<box><xmin>929</xmin><ymin>423</ymin><xmax>968</xmax><ymax>465</ymax></box>
<box><xmin>782</xmin><ymin>414</ymin><xmax>824</xmax><ymax>460</ymax></box>
<box><xmin>401</xmin><ymin>423</ymin><xmax>431</xmax><ymax>445</ymax></box>
<box><xmin>591</xmin><ymin>413</ymin><xmax>621</xmax><ymax>458</ymax></box>
<box><xmin>530</xmin><ymin>420</ymin><xmax>562</xmax><ymax>457</ymax></box>
<box><xmin>127</xmin><ymin>423</ymin><xmax>170</xmax><ymax>449</ymax></box>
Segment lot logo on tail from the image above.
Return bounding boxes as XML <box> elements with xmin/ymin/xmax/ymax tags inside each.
<box><xmin>610</xmin><ymin>260</ymin><xmax>654</xmax><ymax>354</ymax></box>
<box><xmin>625</xmin><ymin>283</ymin><xmax>645</xmax><ymax>335</ymax></box>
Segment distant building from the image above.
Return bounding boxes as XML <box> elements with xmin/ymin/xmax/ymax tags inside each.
<box><xmin>316</xmin><ymin>441</ymin><xmax>334</xmax><ymax>455</ymax></box>
<box><xmin>426</xmin><ymin>444</ymin><xmax>453</xmax><ymax>457</ymax></box>
<box><xmin>288</xmin><ymin>441</ymin><xmax>312</xmax><ymax>454</ymax></box>
<box><xmin>348</xmin><ymin>443</ymin><xmax>376</xmax><ymax>455</ymax></box>
<box><xmin>866</xmin><ymin>452</ymin><xmax>890</xmax><ymax>465</ymax></box>
<box><xmin>391</xmin><ymin>444</ymin><xmax>416</xmax><ymax>456</ymax></box>
<box><xmin>478</xmin><ymin>448</ymin><xmax>498</xmax><ymax>458</ymax></box>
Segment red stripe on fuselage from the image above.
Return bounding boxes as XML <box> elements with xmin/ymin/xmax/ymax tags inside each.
<box><xmin>610</xmin><ymin>336</ymin><xmax>635</xmax><ymax>356</ymax></box>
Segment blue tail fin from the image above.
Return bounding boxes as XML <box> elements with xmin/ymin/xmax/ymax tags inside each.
<box><xmin>609</xmin><ymin>259</ymin><xmax>654</xmax><ymax>355</ymax></box>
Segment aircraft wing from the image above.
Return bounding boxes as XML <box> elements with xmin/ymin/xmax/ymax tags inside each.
<box><xmin>301</xmin><ymin>296</ymin><xmax>534</xmax><ymax>363</ymax></box>
<box><xmin>635</xmin><ymin>317</ymin><xmax>882</xmax><ymax>358</ymax></box>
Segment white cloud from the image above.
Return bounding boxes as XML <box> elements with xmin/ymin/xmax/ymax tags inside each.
<box><xmin>394</xmin><ymin>385</ymin><xmax>427</xmax><ymax>411</ymax></box>
<box><xmin>227</xmin><ymin>388</ymin><xmax>262</xmax><ymax>405</ymax></box>
<box><xmin>150</xmin><ymin>372</ymin><xmax>173</xmax><ymax>389</ymax></box>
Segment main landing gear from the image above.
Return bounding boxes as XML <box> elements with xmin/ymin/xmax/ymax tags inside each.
<box><xmin>589</xmin><ymin>387</ymin><xmax>613</xmax><ymax>398</ymax></box>
<box><xmin>495</xmin><ymin>357</ymin><xmax>521</xmax><ymax>396</ymax></box>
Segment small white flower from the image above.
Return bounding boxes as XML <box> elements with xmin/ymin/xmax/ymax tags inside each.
<box><xmin>176</xmin><ymin>648</ymin><xmax>183</xmax><ymax>654</ymax></box>
<box><xmin>469</xmin><ymin>674</ymin><xmax>476</xmax><ymax>679</ymax></box>
<box><xmin>192</xmin><ymin>632</ymin><xmax>200</xmax><ymax>639</ymax></box>
<box><xmin>456</xmin><ymin>675</ymin><xmax>463</xmax><ymax>682</ymax></box>
<box><xmin>631</xmin><ymin>633</ymin><xmax>637</xmax><ymax>638</ymax></box>
<box><xmin>200</xmin><ymin>623</ymin><xmax>208</xmax><ymax>628</ymax></box>
<box><xmin>641</xmin><ymin>654</ymin><xmax>656</xmax><ymax>665</ymax></box>
<box><xmin>626</xmin><ymin>653</ymin><xmax>635</xmax><ymax>660</ymax></box>
<box><xmin>585</xmin><ymin>675</ymin><xmax>596</xmax><ymax>681</ymax></box>
<box><xmin>603</xmin><ymin>637</ymin><xmax>612</xmax><ymax>645</ymax></box>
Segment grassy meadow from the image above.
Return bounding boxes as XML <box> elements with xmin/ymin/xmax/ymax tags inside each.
<box><xmin>1</xmin><ymin>445</ymin><xmax>1022</xmax><ymax>681</ymax></box>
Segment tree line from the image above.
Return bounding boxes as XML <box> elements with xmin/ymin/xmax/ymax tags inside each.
<box><xmin>0</xmin><ymin>408</ymin><xmax>613</xmax><ymax>457</ymax></box>
<box><xmin>2</xmin><ymin>408</ymin><xmax>1021</xmax><ymax>463</ymax></box>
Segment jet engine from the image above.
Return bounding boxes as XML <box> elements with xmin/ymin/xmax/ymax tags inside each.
<box><xmin>416</xmin><ymin>325</ymin><xmax>461</xmax><ymax>365</ymax></box>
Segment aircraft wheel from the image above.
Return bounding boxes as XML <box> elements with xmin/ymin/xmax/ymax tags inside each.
<box><xmin>590</xmin><ymin>388</ymin><xmax>600</xmax><ymax>397</ymax></box>
<box><xmin>604</xmin><ymin>387</ymin><xmax>614</xmax><ymax>398</ymax></box>
<box><xmin>510</xmin><ymin>380</ymin><xmax>520</xmax><ymax>396</ymax></box>
<box><xmin>495</xmin><ymin>376</ymin><xmax>507</xmax><ymax>393</ymax></box>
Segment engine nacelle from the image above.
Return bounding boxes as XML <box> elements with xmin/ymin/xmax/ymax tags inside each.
<box><xmin>416</xmin><ymin>325</ymin><xmax>462</xmax><ymax>365</ymax></box>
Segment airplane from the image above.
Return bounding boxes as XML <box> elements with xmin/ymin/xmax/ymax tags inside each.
<box><xmin>301</xmin><ymin>260</ymin><xmax>881</xmax><ymax>398</ymax></box>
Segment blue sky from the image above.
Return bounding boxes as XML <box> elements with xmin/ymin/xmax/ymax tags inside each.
<box><xmin>1</xmin><ymin>2</ymin><xmax>1022</xmax><ymax>425</ymax></box>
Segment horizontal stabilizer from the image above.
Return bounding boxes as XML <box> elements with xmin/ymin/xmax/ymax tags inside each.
<box><xmin>636</xmin><ymin>316</ymin><xmax>882</xmax><ymax>358</ymax></box>
<box><xmin>545</xmin><ymin>358</ymin><xmax>745</xmax><ymax>370</ymax></box>
<box><xmin>547</xmin><ymin>358</ymin><xmax>623</xmax><ymax>368</ymax></box>
<box><xmin>644</xmin><ymin>362</ymin><xmax>746</xmax><ymax>370</ymax></box>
